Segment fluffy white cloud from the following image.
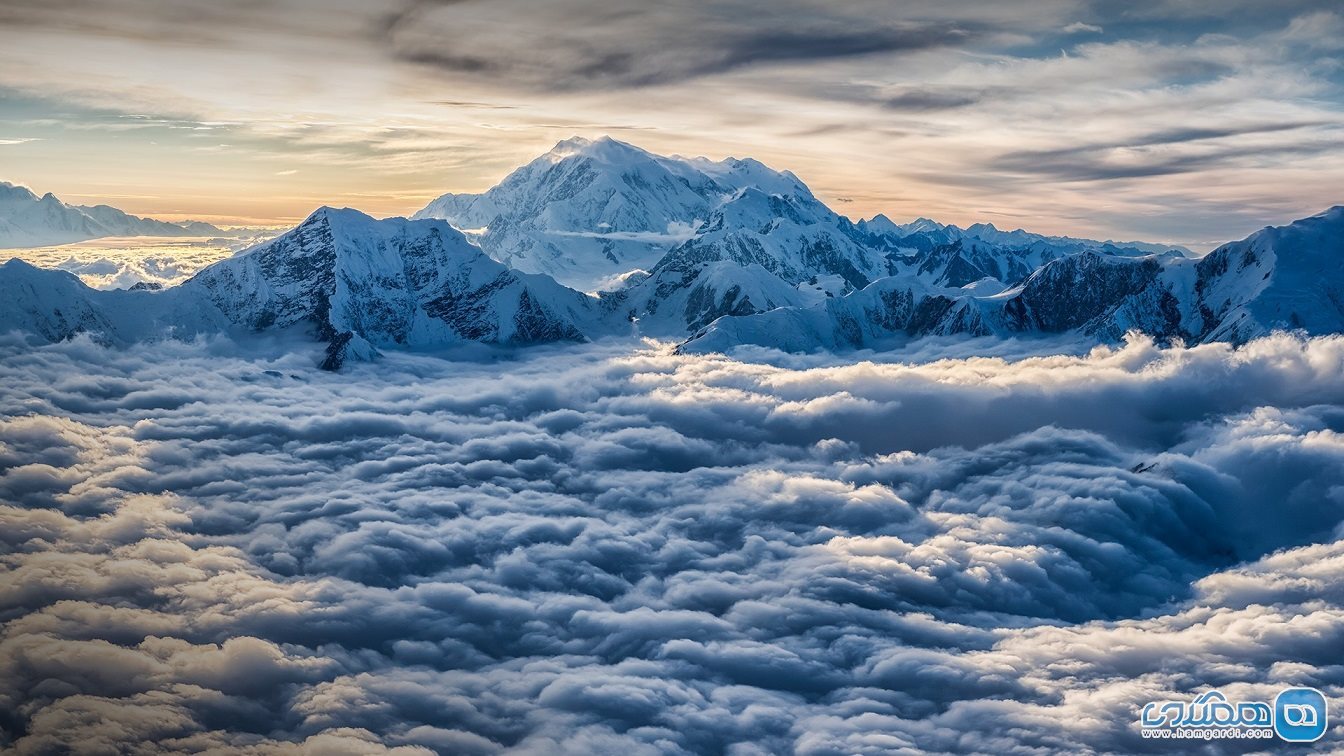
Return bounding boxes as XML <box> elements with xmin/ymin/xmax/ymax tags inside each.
<box><xmin>1</xmin><ymin>332</ymin><xmax>1342</xmax><ymax>752</ymax></box>
<box><xmin>3</xmin><ymin>234</ymin><xmax>274</xmax><ymax>290</ymax></box>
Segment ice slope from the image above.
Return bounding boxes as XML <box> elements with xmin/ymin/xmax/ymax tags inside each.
<box><xmin>680</xmin><ymin>275</ymin><xmax>986</xmax><ymax>353</ymax></box>
<box><xmin>1188</xmin><ymin>206</ymin><xmax>1344</xmax><ymax>341</ymax></box>
<box><xmin>0</xmin><ymin>258</ymin><xmax>229</xmax><ymax>345</ymax></box>
<box><xmin>617</xmin><ymin>260</ymin><xmax>822</xmax><ymax>338</ymax></box>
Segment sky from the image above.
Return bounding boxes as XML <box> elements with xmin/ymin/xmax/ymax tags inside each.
<box><xmin>0</xmin><ymin>0</ymin><xmax>1342</xmax><ymax>246</ymax></box>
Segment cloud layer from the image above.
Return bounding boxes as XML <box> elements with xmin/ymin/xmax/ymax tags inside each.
<box><xmin>2</xmin><ymin>332</ymin><xmax>1344</xmax><ymax>752</ymax></box>
<box><xmin>2</xmin><ymin>236</ymin><xmax>256</xmax><ymax>290</ymax></box>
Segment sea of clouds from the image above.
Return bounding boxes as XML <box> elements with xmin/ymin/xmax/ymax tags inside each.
<box><xmin>5</xmin><ymin>233</ymin><xmax>276</xmax><ymax>290</ymax></box>
<box><xmin>2</xmin><ymin>332</ymin><xmax>1344</xmax><ymax>754</ymax></box>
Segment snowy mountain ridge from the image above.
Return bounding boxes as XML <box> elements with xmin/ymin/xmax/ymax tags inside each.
<box><xmin>0</xmin><ymin>208</ymin><xmax>615</xmax><ymax>368</ymax></box>
<box><xmin>0</xmin><ymin>181</ymin><xmax>224</xmax><ymax>248</ymax></box>
<box><xmin>1</xmin><ymin>137</ymin><xmax>1341</xmax><ymax>365</ymax></box>
<box><xmin>682</xmin><ymin>206</ymin><xmax>1344</xmax><ymax>353</ymax></box>
<box><xmin>413</xmin><ymin>137</ymin><xmax>1195</xmax><ymax>337</ymax></box>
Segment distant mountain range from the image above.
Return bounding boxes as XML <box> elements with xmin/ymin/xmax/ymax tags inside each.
<box><xmin>0</xmin><ymin>181</ymin><xmax>223</xmax><ymax>248</ymax></box>
<box><xmin>683</xmin><ymin>205</ymin><xmax>1344</xmax><ymax>353</ymax></box>
<box><xmin>1</xmin><ymin>137</ymin><xmax>1340</xmax><ymax>367</ymax></box>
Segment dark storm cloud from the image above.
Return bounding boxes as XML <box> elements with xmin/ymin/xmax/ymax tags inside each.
<box><xmin>2</xmin><ymin>333</ymin><xmax>1344</xmax><ymax>752</ymax></box>
<box><xmin>991</xmin><ymin>121</ymin><xmax>1344</xmax><ymax>181</ymax></box>
<box><xmin>0</xmin><ymin>0</ymin><xmax>985</xmax><ymax>90</ymax></box>
<box><xmin>382</xmin><ymin>0</ymin><xmax>978</xmax><ymax>90</ymax></box>
<box><xmin>1134</xmin><ymin>122</ymin><xmax>1335</xmax><ymax>146</ymax></box>
<box><xmin>878</xmin><ymin>87</ymin><xmax>988</xmax><ymax>111</ymax></box>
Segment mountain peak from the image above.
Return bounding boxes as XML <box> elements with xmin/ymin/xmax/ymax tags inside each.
<box><xmin>0</xmin><ymin>181</ymin><xmax>39</xmax><ymax>202</ymax></box>
<box><xmin>1236</xmin><ymin>205</ymin><xmax>1344</xmax><ymax>248</ymax></box>
<box><xmin>857</xmin><ymin>215</ymin><xmax>947</xmax><ymax>237</ymax></box>
<box><xmin>1</xmin><ymin>257</ymin><xmax>40</xmax><ymax>272</ymax></box>
<box><xmin>546</xmin><ymin>135</ymin><xmax>650</xmax><ymax>164</ymax></box>
<box><xmin>298</xmin><ymin>207</ymin><xmax>401</xmax><ymax>241</ymax></box>
<box><xmin>304</xmin><ymin>205</ymin><xmax>375</xmax><ymax>225</ymax></box>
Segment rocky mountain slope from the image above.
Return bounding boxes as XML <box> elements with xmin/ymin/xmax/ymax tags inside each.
<box><xmin>610</xmin><ymin>186</ymin><xmax>889</xmax><ymax>335</ymax></box>
<box><xmin>0</xmin><ymin>208</ymin><xmax>613</xmax><ymax>368</ymax></box>
<box><xmin>682</xmin><ymin>206</ymin><xmax>1344</xmax><ymax>353</ymax></box>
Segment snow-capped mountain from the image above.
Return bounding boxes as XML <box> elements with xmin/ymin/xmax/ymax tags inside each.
<box><xmin>856</xmin><ymin>215</ymin><xmax>947</xmax><ymax>238</ymax></box>
<box><xmin>3</xmin><ymin>136</ymin><xmax>1340</xmax><ymax>364</ymax></box>
<box><xmin>682</xmin><ymin>206</ymin><xmax>1344</xmax><ymax>353</ymax></box>
<box><xmin>0</xmin><ymin>181</ymin><xmax>223</xmax><ymax>248</ymax></box>
<box><xmin>0</xmin><ymin>208</ymin><xmax>614</xmax><ymax>368</ymax></box>
<box><xmin>610</xmin><ymin>186</ymin><xmax>889</xmax><ymax>335</ymax></box>
<box><xmin>607</xmin><ymin>183</ymin><xmax>1184</xmax><ymax>337</ymax></box>
<box><xmin>854</xmin><ymin>214</ymin><xmax>1188</xmax><ymax>290</ymax></box>
<box><xmin>416</xmin><ymin>138</ymin><xmax>1188</xmax><ymax>336</ymax></box>
<box><xmin>414</xmin><ymin>136</ymin><xmax>811</xmax><ymax>291</ymax></box>
<box><xmin>191</xmin><ymin>208</ymin><xmax>612</xmax><ymax>366</ymax></box>
<box><xmin>1064</xmin><ymin>204</ymin><xmax>1344</xmax><ymax>343</ymax></box>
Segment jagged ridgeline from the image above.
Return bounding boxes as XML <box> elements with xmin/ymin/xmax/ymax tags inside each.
<box><xmin>0</xmin><ymin>181</ymin><xmax>221</xmax><ymax>248</ymax></box>
<box><xmin>2</xmin><ymin>137</ymin><xmax>1342</xmax><ymax>367</ymax></box>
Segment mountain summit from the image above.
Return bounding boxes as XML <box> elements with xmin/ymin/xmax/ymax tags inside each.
<box><xmin>414</xmin><ymin>136</ymin><xmax>811</xmax><ymax>290</ymax></box>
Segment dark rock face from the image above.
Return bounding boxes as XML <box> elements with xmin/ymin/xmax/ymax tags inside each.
<box><xmin>191</xmin><ymin>209</ymin><xmax>340</xmax><ymax>333</ymax></box>
<box><xmin>1005</xmin><ymin>253</ymin><xmax>1163</xmax><ymax>333</ymax></box>
<box><xmin>189</xmin><ymin>209</ymin><xmax>602</xmax><ymax>359</ymax></box>
<box><xmin>423</xmin><ymin>273</ymin><xmax>518</xmax><ymax>342</ymax></box>
<box><xmin>657</xmin><ymin>235</ymin><xmax>791</xmax><ymax>281</ymax></box>
<box><xmin>320</xmin><ymin>331</ymin><xmax>356</xmax><ymax>371</ymax></box>
<box><xmin>683</xmin><ymin>282</ymin><xmax>762</xmax><ymax>331</ymax></box>
<box><xmin>799</xmin><ymin>237</ymin><xmax>871</xmax><ymax>290</ymax></box>
<box><xmin>512</xmin><ymin>289</ymin><xmax>586</xmax><ymax>344</ymax></box>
